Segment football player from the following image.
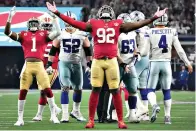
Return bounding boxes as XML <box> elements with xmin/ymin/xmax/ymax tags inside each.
<box><xmin>4</xmin><ymin>6</ymin><xmax>61</xmax><ymax>126</ymax></box>
<box><xmin>46</xmin><ymin>11</ymin><xmax>92</xmax><ymax>123</ymax></box>
<box><xmin>32</xmin><ymin>14</ymin><xmax>61</xmax><ymax>121</ymax></box>
<box><xmin>46</xmin><ymin>1</ymin><xmax>167</xmax><ymax>128</ymax></box>
<box><xmin>130</xmin><ymin>11</ymin><xmax>150</xmax><ymax>121</ymax></box>
<box><xmin>141</xmin><ymin>13</ymin><xmax>193</xmax><ymax>124</ymax></box>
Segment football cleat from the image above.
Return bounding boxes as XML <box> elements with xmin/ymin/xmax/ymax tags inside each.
<box><xmin>85</xmin><ymin>120</ymin><xmax>94</xmax><ymax>128</ymax></box>
<box><xmin>32</xmin><ymin>115</ymin><xmax>42</xmax><ymax>121</ymax></box>
<box><xmin>136</xmin><ymin>107</ymin><xmax>149</xmax><ymax>118</ymax></box>
<box><xmin>164</xmin><ymin>116</ymin><xmax>171</xmax><ymax>124</ymax></box>
<box><xmin>151</xmin><ymin>104</ymin><xmax>160</xmax><ymax>123</ymax></box>
<box><xmin>14</xmin><ymin>120</ymin><xmax>24</xmax><ymax>126</ymax></box>
<box><xmin>61</xmin><ymin>112</ymin><xmax>69</xmax><ymax>123</ymax></box>
<box><xmin>50</xmin><ymin>115</ymin><xmax>60</xmax><ymax>124</ymax></box>
<box><xmin>139</xmin><ymin>113</ymin><xmax>150</xmax><ymax>121</ymax></box>
<box><xmin>112</xmin><ymin>110</ymin><xmax>118</xmax><ymax>121</ymax></box>
<box><xmin>118</xmin><ymin>121</ymin><xmax>127</xmax><ymax>129</ymax></box>
<box><xmin>70</xmin><ymin>110</ymin><xmax>86</xmax><ymax>121</ymax></box>
<box><xmin>128</xmin><ymin>114</ymin><xmax>140</xmax><ymax>123</ymax></box>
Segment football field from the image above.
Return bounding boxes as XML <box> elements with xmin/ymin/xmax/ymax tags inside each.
<box><xmin>0</xmin><ymin>90</ymin><xmax>195</xmax><ymax>130</ymax></box>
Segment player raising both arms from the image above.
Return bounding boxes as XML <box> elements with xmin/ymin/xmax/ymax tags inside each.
<box><xmin>4</xmin><ymin>6</ymin><xmax>61</xmax><ymax>126</ymax></box>
<box><xmin>46</xmin><ymin>11</ymin><xmax>92</xmax><ymax>123</ymax></box>
<box><xmin>32</xmin><ymin>14</ymin><xmax>61</xmax><ymax>121</ymax></box>
<box><xmin>140</xmin><ymin>14</ymin><xmax>193</xmax><ymax>124</ymax></box>
<box><xmin>46</xmin><ymin>2</ymin><xmax>167</xmax><ymax>129</ymax></box>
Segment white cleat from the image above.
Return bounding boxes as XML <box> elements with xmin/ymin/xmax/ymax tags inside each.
<box><xmin>139</xmin><ymin>113</ymin><xmax>150</xmax><ymax>121</ymax></box>
<box><xmin>32</xmin><ymin>115</ymin><xmax>42</xmax><ymax>121</ymax></box>
<box><xmin>70</xmin><ymin>110</ymin><xmax>86</xmax><ymax>121</ymax></box>
<box><xmin>112</xmin><ymin>110</ymin><xmax>118</xmax><ymax>121</ymax></box>
<box><xmin>61</xmin><ymin>113</ymin><xmax>69</xmax><ymax>123</ymax></box>
<box><xmin>128</xmin><ymin>114</ymin><xmax>140</xmax><ymax>123</ymax></box>
<box><xmin>55</xmin><ymin>106</ymin><xmax>62</xmax><ymax>116</ymax></box>
<box><xmin>14</xmin><ymin>120</ymin><xmax>24</xmax><ymax>126</ymax></box>
<box><xmin>50</xmin><ymin>116</ymin><xmax>60</xmax><ymax>124</ymax></box>
<box><xmin>164</xmin><ymin>116</ymin><xmax>171</xmax><ymax>124</ymax></box>
<box><xmin>136</xmin><ymin>107</ymin><xmax>149</xmax><ymax>118</ymax></box>
<box><xmin>151</xmin><ymin>104</ymin><xmax>160</xmax><ymax>123</ymax></box>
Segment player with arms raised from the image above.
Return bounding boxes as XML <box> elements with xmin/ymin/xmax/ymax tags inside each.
<box><xmin>46</xmin><ymin>11</ymin><xmax>92</xmax><ymax>123</ymax></box>
<box><xmin>141</xmin><ymin>14</ymin><xmax>193</xmax><ymax>124</ymax></box>
<box><xmin>32</xmin><ymin>14</ymin><xmax>61</xmax><ymax>121</ymax></box>
<box><xmin>4</xmin><ymin>6</ymin><xmax>61</xmax><ymax>126</ymax></box>
<box><xmin>46</xmin><ymin>2</ymin><xmax>167</xmax><ymax>129</ymax></box>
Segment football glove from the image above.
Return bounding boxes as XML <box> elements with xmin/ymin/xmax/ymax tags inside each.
<box><xmin>87</xmin><ymin>61</ymin><xmax>92</xmax><ymax>68</ymax></box>
<box><xmin>134</xmin><ymin>52</ymin><xmax>141</xmax><ymax>62</ymax></box>
<box><xmin>45</xmin><ymin>61</ymin><xmax>53</xmax><ymax>75</ymax></box>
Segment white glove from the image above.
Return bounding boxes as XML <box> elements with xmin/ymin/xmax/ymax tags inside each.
<box><xmin>46</xmin><ymin>66</ymin><xmax>53</xmax><ymax>75</ymax></box>
<box><xmin>8</xmin><ymin>6</ymin><xmax>16</xmax><ymax>22</ymax></box>
<box><xmin>46</xmin><ymin>1</ymin><xmax>57</xmax><ymax>13</ymax></box>
<box><xmin>48</xmin><ymin>11</ymin><xmax>56</xmax><ymax>19</ymax></box>
<box><xmin>153</xmin><ymin>7</ymin><xmax>168</xmax><ymax>19</ymax></box>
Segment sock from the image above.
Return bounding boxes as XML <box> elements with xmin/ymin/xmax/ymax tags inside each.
<box><xmin>162</xmin><ymin>89</ymin><xmax>172</xmax><ymax>117</ymax></box>
<box><xmin>140</xmin><ymin>89</ymin><xmax>148</xmax><ymax>108</ymax></box>
<box><xmin>136</xmin><ymin>93</ymin><xmax>145</xmax><ymax>109</ymax></box>
<box><xmin>61</xmin><ymin>104</ymin><xmax>69</xmax><ymax>120</ymax></box>
<box><xmin>44</xmin><ymin>88</ymin><xmax>53</xmax><ymax>98</ymax></box>
<box><xmin>88</xmin><ymin>91</ymin><xmax>100</xmax><ymax>121</ymax></box>
<box><xmin>73</xmin><ymin>102</ymin><xmax>80</xmax><ymax>111</ymax></box>
<box><xmin>39</xmin><ymin>90</ymin><xmax>47</xmax><ymax>105</ymax></box>
<box><xmin>18</xmin><ymin>100</ymin><xmax>26</xmax><ymax>121</ymax></box>
<box><xmin>73</xmin><ymin>91</ymin><xmax>82</xmax><ymax>111</ymax></box>
<box><xmin>112</xmin><ymin>91</ymin><xmax>123</xmax><ymax>122</ymax></box>
<box><xmin>61</xmin><ymin>91</ymin><xmax>69</xmax><ymax>104</ymax></box>
<box><xmin>128</xmin><ymin>96</ymin><xmax>137</xmax><ymax>109</ymax></box>
<box><xmin>129</xmin><ymin>109</ymin><xmax>136</xmax><ymax>117</ymax></box>
<box><xmin>147</xmin><ymin>89</ymin><xmax>157</xmax><ymax>107</ymax></box>
<box><xmin>19</xmin><ymin>89</ymin><xmax>28</xmax><ymax>100</ymax></box>
<box><xmin>47</xmin><ymin>97</ymin><xmax>56</xmax><ymax>116</ymax></box>
<box><xmin>36</xmin><ymin>104</ymin><xmax>45</xmax><ymax>116</ymax></box>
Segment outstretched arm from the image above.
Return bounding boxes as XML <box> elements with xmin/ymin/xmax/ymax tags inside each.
<box><xmin>46</xmin><ymin>1</ymin><xmax>92</xmax><ymax>32</ymax></box>
<box><xmin>120</xmin><ymin>7</ymin><xmax>168</xmax><ymax>33</ymax></box>
<box><xmin>4</xmin><ymin>6</ymin><xmax>22</xmax><ymax>42</ymax></box>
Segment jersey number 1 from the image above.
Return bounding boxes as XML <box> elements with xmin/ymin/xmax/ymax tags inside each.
<box><xmin>31</xmin><ymin>37</ymin><xmax>37</xmax><ymax>52</ymax></box>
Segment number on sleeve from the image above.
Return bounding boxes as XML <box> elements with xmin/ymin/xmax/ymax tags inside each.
<box><xmin>31</xmin><ymin>37</ymin><xmax>37</xmax><ymax>52</ymax></box>
<box><xmin>121</xmin><ymin>39</ymin><xmax>135</xmax><ymax>54</ymax></box>
<box><xmin>96</xmin><ymin>28</ymin><xmax>115</xmax><ymax>43</ymax></box>
<box><xmin>62</xmin><ymin>39</ymin><xmax>81</xmax><ymax>53</ymax></box>
<box><xmin>158</xmin><ymin>35</ymin><xmax>167</xmax><ymax>48</ymax></box>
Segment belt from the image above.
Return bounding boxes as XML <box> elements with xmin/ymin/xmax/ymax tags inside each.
<box><xmin>98</xmin><ymin>56</ymin><xmax>112</xmax><ymax>60</ymax></box>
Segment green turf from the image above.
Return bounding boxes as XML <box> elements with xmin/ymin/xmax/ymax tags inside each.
<box><xmin>0</xmin><ymin>90</ymin><xmax>195</xmax><ymax>130</ymax></box>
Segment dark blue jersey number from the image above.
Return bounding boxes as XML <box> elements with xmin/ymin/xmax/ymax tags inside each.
<box><xmin>121</xmin><ymin>39</ymin><xmax>135</xmax><ymax>54</ymax></box>
<box><xmin>62</xmin><ymin>39</ymin><xmax>80</xmax><ymax>53</ymax></box>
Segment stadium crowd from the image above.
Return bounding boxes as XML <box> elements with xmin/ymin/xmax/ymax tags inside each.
<box><xmin>0</xmin><ymin>0</ymin><xmax>195</xmax><ymax>35</ymax></box>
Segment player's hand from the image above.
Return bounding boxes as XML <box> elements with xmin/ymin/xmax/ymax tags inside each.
<box><xmin>8</xmin><ymin>6</ymin><xmax>16</xmax><ymax>22</ymax></box>
<box><xmin>120</xmin><ymin>63</ymin><xmax>130</xmax><ymax>73</ymax></box>
<box><xmin>85</xmin><ymin>67</ymin><xmax>91</xmax><ymax>79</ymax></box>
<box><xmin>46</xmin><ymin>66</ymin><xmax>53</xmax><ymax>75</ymax></box>
<box><xmin>134</xmin><ymin>52</ymin><xmax>141</xmax><ymax>62</ymax></box>
<box><xmin>48</xmin><ymin>11</ymin><xmax>57</xmax><ymax>19</ymax></box>
<box><xmin>153</xmin><ymin>7</ymin><xmax>168</xmax><ymax>19</ymax></box>
<box><xmin>187</xmin><ymin>65</ymin><xmax>193</xmax><ymax>74</ymax></box>
<box><xmin>46</xmin><ymin>1</ymin><xmax>57</xmax><ymax>13</ymax></box>
<box><xmin>87</xmin><ymin>61</ymin><xmax>92</xmax><ymax>68</ymax></box>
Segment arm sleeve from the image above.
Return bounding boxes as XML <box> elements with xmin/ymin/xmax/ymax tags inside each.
<box><xmin>173</xmin><ymin>31</ymin><xmax>191</xmax><ymax>66</ymax></box>
<box><xmin>55</xmin><ymin>11</ymin><xmax>88</xmax><ymax>31</ymax></box>
<box><xmin>48</xmin><ymin>18</ymin><xmax>61</xmax><ymax>40</ymax></box>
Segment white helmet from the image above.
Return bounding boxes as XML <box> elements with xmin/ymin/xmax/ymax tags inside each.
<box><xmin>97</xmin><ymin>5</ymin><xmax>115</xmax><ymax>20</ymax></box>
<box><xmin>153</xmin><ymin>13</ymin><xmax>168</xmax><ymax>26</ymax></box>
<box><xmin>117</xmin><ymin>13</ymin><xmax>132</xmax><ymax>23</ymax></box>
<box><xmin>130</xmin><ymin>11</ymin><xmax>145</xmax><ymax>22</ymax></box>
<box><xmin>64</xmin><ymin>11</ymin><xmax>77</xmax><ymax>30</ymax></box>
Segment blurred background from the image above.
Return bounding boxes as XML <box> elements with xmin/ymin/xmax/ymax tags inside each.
<box><xmin>0</xmin><ymin>0</ymin><xmax>195</xmax><ymax>91</ymax></box>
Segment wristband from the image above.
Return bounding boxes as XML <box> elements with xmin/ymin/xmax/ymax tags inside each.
<box><xmin>8</xmin><ymin>31</ymin><xmax>12</xmax><ymax>37</ymax></box>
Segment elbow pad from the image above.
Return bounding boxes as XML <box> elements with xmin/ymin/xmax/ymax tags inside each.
<box><xmin>49</xmin><ymin>45</ymin><xmax>58</xmax><ymax>56</ymax></box>
<box><xmin>83</xmin><ymin>47</ymin><xmax>92</xmax><ymax>56</ymax></box>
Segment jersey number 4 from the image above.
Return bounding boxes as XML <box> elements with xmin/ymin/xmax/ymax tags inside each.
<box><xmin>97</xmin><ymin>28</ymin><xmax>115</xmax><ymax>43</ymax></box>
<box><xmin>158</xmin><ymin>35</ymin><xmax>168</xmax><ymax>53</ymax></box>
<box><xmin>62</xmin><ymin>39</ymin><xmax>80</xmax><ymax>53</ymax></box>
<box><xmin>121</xmin><ymin>39</ymin><xmax>135</xmax><ymax>54</ymax></box>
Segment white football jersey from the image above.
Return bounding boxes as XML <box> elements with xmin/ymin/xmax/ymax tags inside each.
<box><xmin>118</xmin><ymin>31</ymin><xmax>137</xmax><ymax>65</ymax></box>
<box><xmin>144</xmin><ymin>27</ymin><xmax>190</xmax><ymax>66</ymax></box>
<box><xmin>58</xmin><ymin>29</ymin><xmax>87</xmax><ymax>63</ymax></box>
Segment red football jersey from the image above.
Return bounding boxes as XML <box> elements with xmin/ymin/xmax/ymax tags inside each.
<box><xmin>90</xmin><ymin>19</ymin><xmax>123</xmax><ymax>59</ymax></box>
<box><xmin>20</xmin><ymin>30</ymin><xmax>48</xmax><ymax>61</ymax></box>
<box><xmin>43</xmin><ymin>41</ymin><xmax>59</xmax><ymax>69</ymax></box>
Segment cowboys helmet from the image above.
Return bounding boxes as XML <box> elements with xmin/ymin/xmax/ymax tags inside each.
<box><xmin>130</xmin><ymin>11</ymin><xmax>145</xmax><ymax>22</ymax></box>
<box><xmin>97</xmin><ymin>5</ymin><xmax>115</xmax><ymax>20</ymax></box>
<box><xmin>27</xmin><ymin>17</ymin><xmax>40</xmax><ymax>31</ymax></box>
<box><xmin>153</xmin><ymin>13</ymin><xmax>168</xmax><ymax>26</ymax></box>
<box><xmin>117</xmin><ymin>13</ymin><xmax>132</xmax><ymax>23</ymax></box>
<box><xmin>64</xmin><ymin>11</ymin><xmax>77</xmax><ymax>30</ymax></box>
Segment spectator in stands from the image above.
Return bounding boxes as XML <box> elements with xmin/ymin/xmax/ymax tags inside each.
<box><xmin>10</xmin><ymin>64</ymin><xmax>20</xmax><ymax>88</ymax></box>
<box><xmin>179</xmin><ymin>65</ymin><xmax>189</xmax><ymax>90</ymax></box>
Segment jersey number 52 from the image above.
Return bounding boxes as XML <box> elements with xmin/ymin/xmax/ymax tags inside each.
<box><xmin>62</xmin><ymin>39</ymin><xmax>80</xmax><ymax>53</ymax></box>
